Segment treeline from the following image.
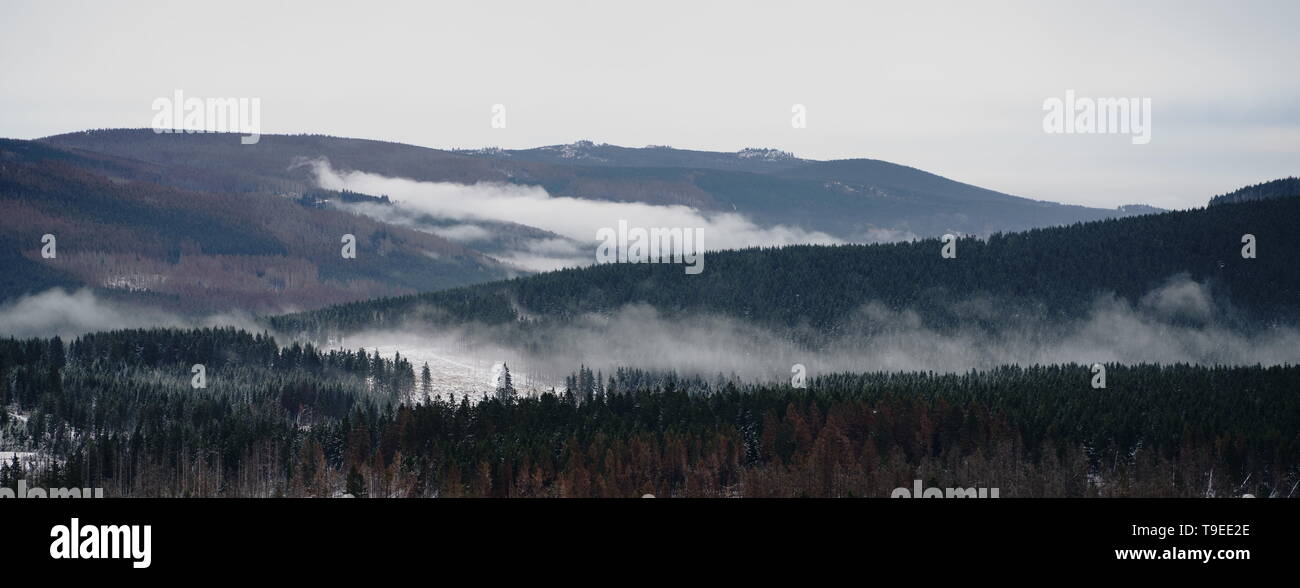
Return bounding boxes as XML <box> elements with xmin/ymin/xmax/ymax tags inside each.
<box><xmin>1209</xmin><ymin>176</ymin><xmax>1299</xmax><ymax>206</ymax></box>
<box><xmin>270</xmin><ymin>196</ymin><xmax>1300</xmax><ymax>343</ymax></box>
<box><xmin>3</xmin><ymin>328</ymin><xmax>1297</xmax><ymax>497</ymax></box>
<box><xmin>295</xmin><ymin>188</ymin><xmax>391</xmax><ymax>209</ymax></box>
<box><xmin>60</xmin><ymin>327</ymin><xmax>418</xmax><ymax>404</ymax></box>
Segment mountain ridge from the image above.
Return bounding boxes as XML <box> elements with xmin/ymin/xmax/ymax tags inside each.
<box><xmin>39</xmin><ymin>129</ymin><xmax>1158</xmax><ymax>240</ymax></box>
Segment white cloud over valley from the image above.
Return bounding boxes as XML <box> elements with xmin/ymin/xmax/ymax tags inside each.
<box><xmin>308</xmin><ymin>159</ymin><xmax>842</xmax><ymax>272</ymax></box>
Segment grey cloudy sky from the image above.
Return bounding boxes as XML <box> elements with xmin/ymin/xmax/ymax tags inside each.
<box><xmin>2</xmin><ymin>0</ymin><xmax>1296</xmax><ymax>209</ymax></box>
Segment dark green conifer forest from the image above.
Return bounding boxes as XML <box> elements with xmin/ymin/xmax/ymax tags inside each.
<box><xmin>3</xmin><ymin>326</ymin><xmax>1296</xmax><ymax>497</ymax></box>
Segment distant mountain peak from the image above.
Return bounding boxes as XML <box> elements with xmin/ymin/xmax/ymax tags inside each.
<box><xmin>540</xmin><ymin>140</ymin><xmax>608</xmax><ymax>161</ymax></box>
<box><xmin>454</xmin><ymin>146</ymin><xmax>508</xmax><ymax>157</ymax></box>
<box><xmin>520</xmin><ymin>141</ymin><xmax>800</xmax><ymax>163</ymax></box>
<box><xmin>736</xmin><ymin>147</ymin><xmax>796</xmax><ymax>161</ymax></box>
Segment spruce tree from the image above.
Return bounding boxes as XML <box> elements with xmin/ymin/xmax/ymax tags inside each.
<box><xmin>496</xmin><ymin>363</ymin><xmax>515</xmax><ymax>400</ymax></box>
<box><xmin>420</xmin><ymin>362</ymin><xmax>433</xmax><ymax>402</ymax></box>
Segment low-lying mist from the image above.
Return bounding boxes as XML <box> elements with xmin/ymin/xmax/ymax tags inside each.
<box><xmin>329</xmin><ymin>277</ymin><xmax>1300</xmax><ymax>395</ymax></box>
<box><xmin>0</xmin><ymin>288</ymin><xmax>261</xmax><ymax>339</ymax></box>
<box><xmin>6</xmin><ymin>279</ymin><xmax>1295</xmax><ymax>397</ymax></box>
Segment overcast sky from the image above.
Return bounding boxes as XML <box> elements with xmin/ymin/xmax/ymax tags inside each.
<box><xmin>2</xmin><ymin>0</ymin><xmax>1296</xmax><ymax>209</ymax></box>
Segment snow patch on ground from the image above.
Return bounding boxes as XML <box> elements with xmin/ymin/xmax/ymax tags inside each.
<box><xmin>324</xmin><ymin>336</ymin><xmax>562</xmax><ymax>402</ymax></box>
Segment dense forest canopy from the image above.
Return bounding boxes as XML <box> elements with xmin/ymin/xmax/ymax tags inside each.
<box><xmin>2</xmin><ymin>327</ymin><xmax>1296</xmax><ymax>498</ymax></box>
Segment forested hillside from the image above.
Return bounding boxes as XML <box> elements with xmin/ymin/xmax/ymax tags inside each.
<box><xmin>2</xmin><ymin>327</ymin><xmax>1295</xmax><ymax>497</ymax></box>
<box><xmin>0</xmin><ymin>138</ymin><xmax>511</xmax><ymax>311</ymax></box>
<box><xmin>271</xmin><ymin>195</ymin><xmax>1300</xmax><ymax>340</ymax></box>
<box><xmin>1209</xmin><ymin>177</ymin><xmax>1300</xmax><ymax>206</ymax></box>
